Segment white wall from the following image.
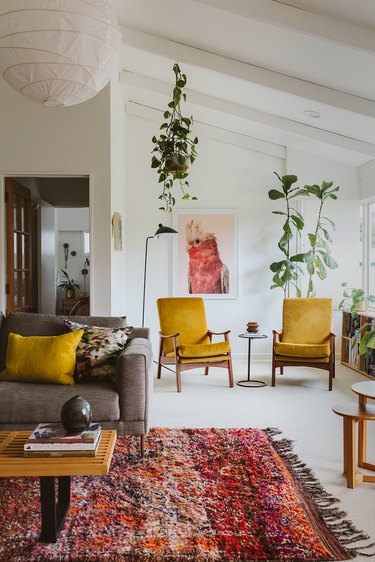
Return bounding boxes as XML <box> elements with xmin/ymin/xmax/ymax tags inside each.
<box><xmin>125</xmin><ymin>112</ymin><xmax>286</xmax><ymax>356</ymax></box>
<box><xmin>0</xmin><ymin>79</ymin><xmax>114</xmax><ymax>315</ymax></box>
<box><xmin>125</xmin><ymin>114</ymin><xmax>366</xmax><ymax>358</ymax></box>
<box><xmin>109</xmin><ymin>76</ymin><xmax>127</xmax><ymax>315</ymax></box>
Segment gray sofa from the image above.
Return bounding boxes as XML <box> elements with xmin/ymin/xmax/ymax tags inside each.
<box><xmin>0</xmin><ymin>312</ymin><xmax>153</xmax><ymax>452</ymax></box>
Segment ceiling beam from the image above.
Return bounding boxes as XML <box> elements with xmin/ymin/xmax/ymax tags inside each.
<box><xmin>120</xmin><ymin>26</ymin><xmax>375</xmax><ymax>119</ymax></box>
<box><xmin>194</xmin><ymin>0</ymin><xmax>375</xmax><ymax>54</ymax></box>
<box><xmin>125</xmin><ymin>98</ymin><xmax>286</xmax><ymax>160</ymax></box>
<box><xmin>121</xmin><ymin>71</ymin><xmax>375</xmax><ymax>159</ymax></box>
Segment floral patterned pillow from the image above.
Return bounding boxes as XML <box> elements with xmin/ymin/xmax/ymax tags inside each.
<box><xmin>64</xmin><ymin>320</ymin><xmax>133</xmax><ymax>382</ymax></box>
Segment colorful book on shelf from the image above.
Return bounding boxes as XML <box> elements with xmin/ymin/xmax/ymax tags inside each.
<box><xmin>26</xmin><ymin>422</ymin><xmax>101</xmax><ymax>443</ymax></box>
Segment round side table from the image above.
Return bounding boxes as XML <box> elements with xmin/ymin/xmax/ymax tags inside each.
<box><xmin>237</xmin><ymin>333</ymin><xmax>268</xmax><ymax>388</ymax></box>
<box><xmin>351</xmin><ymin>381</ymin><xmax>375</xmax><ymax>469</ymax></box>
<box><xmin>351</xmin><ymin>381</ymin><xmax>375</xmax><ymax>405</ymax></box>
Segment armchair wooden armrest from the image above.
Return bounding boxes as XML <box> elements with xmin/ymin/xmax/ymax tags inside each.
<box><xmin>158</xmin><ymin>331</ymin><xmax>180</xmax><ymax>357</ymax></box>
<box><xmin>273</xmin><ymin>330</ymin><xmax>282</xmax><ymax>344</ymax></box>
<box><xmin>208</xmin><ymin>329</ymin><xmax>231</xmax><ymax>342</ymax></box>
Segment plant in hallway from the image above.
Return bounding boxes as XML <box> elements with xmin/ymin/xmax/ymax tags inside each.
<box><xmin>58</xmin><ymin>269</ymin><xmax>80</xmax><ymax>299</ymax></box>
<box><xmin>268</xmin><ymin>173</ymin><xmax>308</xmax><ymax>296</ymax></box>
<box><xmin>151</xmin><ymin>62</ymin><xmax>198</xmax><ymax>212</ymax></box>
<box><xmin>339</xmin><ymin>282</ymin><xmax>375</xmax><ymax>316</ymax></box>
<box><xmin>292</xmin><ymin>181</ymin><xmax>339</xmax><ymax>297</ymax></box>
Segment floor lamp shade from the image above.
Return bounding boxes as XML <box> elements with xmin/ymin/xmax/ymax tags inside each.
<box><xmin>0</xmin><ymin>0</ymin><xmax>121</xmax><ymax>107</ymax></box>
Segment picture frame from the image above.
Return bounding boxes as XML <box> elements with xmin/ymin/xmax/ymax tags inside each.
<box><xmin>173</xmin><ymin>209</ymin><xmax>238</xmax><ymax>299</ymax></box>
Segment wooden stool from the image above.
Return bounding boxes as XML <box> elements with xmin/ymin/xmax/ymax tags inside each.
<box><xmin>332</xmin><ymin>403</ymin><xmax>375</xmax><ymax>488</ymax></box>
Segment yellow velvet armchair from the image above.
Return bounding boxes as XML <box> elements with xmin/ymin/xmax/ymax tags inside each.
<box><xmin>272</xmin><ymin>298</ymin><xmax>336</xmax><ymax>390</ymax></box>
<box><xmin>156</xmin><ymin>297</ymin><xmax>234</xmax><ymax>392</ymax></box>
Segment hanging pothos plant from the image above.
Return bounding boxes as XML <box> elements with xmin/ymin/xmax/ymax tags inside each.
<box><xmin>269</xmin><ymin>173</ymin><xmax>339</xmax><ymax>297</ymax></box>
<box><xmin>151</xmin><ymin>63</ymin><xmax>198</xmax><ymax>212</ymax></box>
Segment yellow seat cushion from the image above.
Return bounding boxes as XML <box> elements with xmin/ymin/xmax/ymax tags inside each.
<box><xmin>179</xmin><ymin>354</ymin><xmax>230</xmax><ymax>364</ymax></box>
<box><xmin>178</xmin><ymin>341</ymin><xmax>231</xmax><ymax>358</ymax></box>
<box><xmin>0</xmin><ymin>330</ymin><xmax>84</xmax><ymax>385</ymax></box>
<box><xmin>274</xmin><ymin>341</ymin><xmax>330</xmax><ymax>358</ymax></box>
<box><xmin>274</xmin><ymin>354</ymin><xmax>329</xmax><ymax>364</ymax></box>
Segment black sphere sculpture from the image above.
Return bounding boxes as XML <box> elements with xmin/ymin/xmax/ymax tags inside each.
<box><xmin>61</xmin><ymin>395</ymin><xmax>92</xmax><ymax>433</ymax></box>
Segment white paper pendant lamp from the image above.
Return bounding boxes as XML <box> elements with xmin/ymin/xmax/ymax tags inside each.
<box><xmin>0</xmin><ymin>0</ymin><xmax>121</xmax><ymax>107</ymax></box>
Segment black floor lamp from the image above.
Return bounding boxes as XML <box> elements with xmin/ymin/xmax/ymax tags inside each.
<box><xmin>142</xmin><ymin>223</ymin><xmax>178</xmax><ymax>327</ymax></box>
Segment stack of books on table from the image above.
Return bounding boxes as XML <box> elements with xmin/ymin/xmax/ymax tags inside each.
<box><xmin>23</xmin><ymin>422</ymin><xmax>102</xmax><ymax>457</ymax></box>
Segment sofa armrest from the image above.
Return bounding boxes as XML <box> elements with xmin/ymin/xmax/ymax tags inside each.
<box><xmin>130</xmin><ymin>327</ymin><xmax>150</xmax><ymax>339</ymax></box>
<box><xmin>115</xmin><ymin>337</ymin><xmax>153</xmax><ymax>434</ymax></box>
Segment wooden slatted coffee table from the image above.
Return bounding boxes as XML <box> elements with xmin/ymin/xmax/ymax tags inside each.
<box><xmin>0</xmin><ymin>429</ymin><xmax>116</xmax><ymax>542</ymax></box>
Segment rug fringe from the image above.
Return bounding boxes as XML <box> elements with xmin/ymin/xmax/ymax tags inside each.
<box><xmin>265</xmin><ymin>428</ymin><xmax>375</xmax><ymax>559</ymax></box>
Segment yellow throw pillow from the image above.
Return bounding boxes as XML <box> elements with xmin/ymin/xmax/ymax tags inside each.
<box><xmin>0</xmin><ymin>330</ymin><xmax>84</xmax><ymax>385</ymax></box>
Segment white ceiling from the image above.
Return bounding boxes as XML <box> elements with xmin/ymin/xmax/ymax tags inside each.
<box><xmin>112</xmin><ymin>0</ymin><xmax>375</xmax><ymax>167</ymax></box>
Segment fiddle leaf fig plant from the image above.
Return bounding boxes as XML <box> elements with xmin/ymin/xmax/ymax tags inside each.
<box><xmin>292</xmin><ymin>181</ymin><xmax>339</xmax><ymax>297</ymax></box>
<box><xmin>151</xmin><ymin>62</ymin><xmax>198</xmax><ymax>212</ymax></box>
<box><xmin>268</xmin><ymin>172</ymin><xmax>309</xmax><ymax>296</ymax></box>
<box><xmin>269</xmin><ymin>174</ymin><xmax>339</xmax><ymax>297</ymax></box>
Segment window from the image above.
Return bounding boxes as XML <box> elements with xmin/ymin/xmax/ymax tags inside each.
<box><xmin>369</xmin><ymin>203</ymin><xmax>375</xmax><ymax>300</ymax></box>
<box><xmin>361</xmin><ymin>199</ymin><xmax>375</xmax><ymax>309</ymax></box>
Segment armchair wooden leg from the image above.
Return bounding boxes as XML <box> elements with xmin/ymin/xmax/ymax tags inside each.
<box><xmin>328</xmin><ymin>365</ymin><xmax>333</xmax><ymax>391</ymax></box>
<box><xmin>204</xmin><ymin>367</ymin><xmax>209</xmax><ymax>376</ymax></box>
<box><xmin>228</xmin><ymin>357</ymin><xmax>234</xmax><ymax>388</ymax></box>
<box><xmin>272</xmin><ymin>358</ymin><xmax>276</xmax><ymax>387</ymax></box>
<box><xmin>176</xmin><ymin>365</ymin><xmax>182</xmax><ymax>393</ymax></box>
<box><xmin>157</xmin><ymin>361</ymin><xmax>162</xmax><ymax>379</ymax></box>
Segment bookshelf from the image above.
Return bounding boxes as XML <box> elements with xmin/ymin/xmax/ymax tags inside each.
<box><xmin>341</xmin><ymin>310</ymin><xmax>375</xmax><ymax>379</ymax></box>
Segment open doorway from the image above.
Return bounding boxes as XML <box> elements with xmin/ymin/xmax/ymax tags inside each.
<box><xmin>5</xmin><ymin>176</ymin><xmax>89</xmax><ymax>315</ymax></box>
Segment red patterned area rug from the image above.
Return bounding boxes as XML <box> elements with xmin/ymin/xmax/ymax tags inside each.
<box><xmin>0</xmin><ymin>427</ymin><xmax>373</xmax><ymax>562</ymax></box>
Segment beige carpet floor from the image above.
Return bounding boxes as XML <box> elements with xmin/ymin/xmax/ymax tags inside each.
<box><xmin>151</xmin><ymin>359</ymin><xmax>375</xmax><ymax>562</ymax></box>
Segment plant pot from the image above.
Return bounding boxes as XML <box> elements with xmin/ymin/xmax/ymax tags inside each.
<box><xmin>65</xmin><ymin>288</ymin><xmax>75</xmax><ymax>299</ymax></box>
<box><xmin>355</xmin><ymin>299</ymin><xmax>366</xmax><ymax>312</ymax></box>
<box><xmin>169</xmin><ymin>155</ymin><xmax>190</xmax><ymax>174</ymax></box>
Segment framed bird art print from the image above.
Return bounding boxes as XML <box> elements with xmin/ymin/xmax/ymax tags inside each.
<box><xmin>173</xmin><ymin>209</ymin><xmax>238</xmax><ymax>299</ymax></box>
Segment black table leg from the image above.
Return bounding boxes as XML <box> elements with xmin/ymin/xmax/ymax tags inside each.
<box><xmin>40</xmin><ymin>476</ymin><xmax>71</xmax><ymax>543</ymax></box>
<box><xmin>237</xmin><ymin>336</ymin><xmax>266</xmax><ymax>387</ymax></box>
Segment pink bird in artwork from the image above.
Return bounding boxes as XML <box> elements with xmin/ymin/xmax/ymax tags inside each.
<box><xmin>185</xmin><ymin>220</ymin><xmax>229</xmax><ymax>294</ymax></box>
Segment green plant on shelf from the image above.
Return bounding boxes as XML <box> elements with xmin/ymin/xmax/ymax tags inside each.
<box><xmin>338</xmin><ymin>282</ymin><xmax>375</xmax><ymax>317</ymax></box>
<box><xmin>357</xmin><ymin>323</ymin><xmax>375</xmax><ymax>356</ymax></box>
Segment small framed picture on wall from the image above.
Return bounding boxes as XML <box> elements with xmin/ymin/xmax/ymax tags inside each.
<box><xmin>173</xmin><ymin>209</ymin><xmax>238</xmax><ymax>299</ymax></box>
